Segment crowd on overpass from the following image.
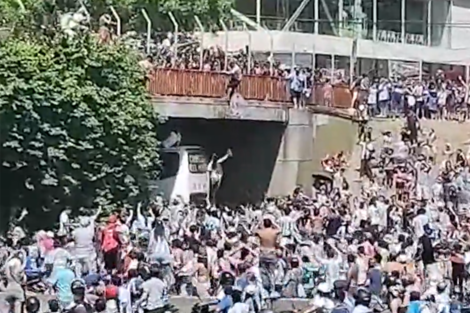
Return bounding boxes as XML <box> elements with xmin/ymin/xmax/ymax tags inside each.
<box><xmin>354</xmin><ymin>70</ymin><xmax>470</xmax><ymax>121</ymax></box>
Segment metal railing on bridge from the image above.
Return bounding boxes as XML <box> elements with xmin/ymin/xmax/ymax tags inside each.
<box><xmin>147</xmin><ymin>69</ymin><xmax>353</xmax><ymax>109</ymax></box>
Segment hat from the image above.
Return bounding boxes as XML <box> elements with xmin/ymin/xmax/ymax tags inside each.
<box><xmin>46</xmin><ymin>231</ymin><xmax>54</xmax><ymax>238</ymax></box>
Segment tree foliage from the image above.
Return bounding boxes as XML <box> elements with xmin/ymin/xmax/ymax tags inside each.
<box><xmin>0</xmin><ymin>0</ymin><xmax>234</xmax><ymax>33</ymax></box>
<box><xmin>0</xmin><ymin>34</ymin><xmax>159</xmax><ymax>230</ymax></box>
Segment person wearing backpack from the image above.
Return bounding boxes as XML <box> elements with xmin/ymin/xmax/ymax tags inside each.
<box><xmin>331</xmin><ymin>280</ymin><xmax>353</xmax><ymax>313</ymax></box>
<box><xmin>101</xmin><ymin>215</ymin><xmax>121</xmax><ymax>271</ymax></box>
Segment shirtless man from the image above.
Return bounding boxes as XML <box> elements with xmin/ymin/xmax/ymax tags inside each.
<box><xmin>256</xmin><ymin>218</ymin><xmax>280</xmax><ymax>250</ymax></box>
<box><xmin>256</xmin><ymin>218</ymin><xmax>280</xmax><ymax>274</ymax></box>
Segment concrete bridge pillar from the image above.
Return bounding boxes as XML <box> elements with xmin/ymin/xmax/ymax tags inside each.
<box><xmin>268</xmin><ymin>109</ymin><xmax>314</xmax><ymax>197</ymax></box>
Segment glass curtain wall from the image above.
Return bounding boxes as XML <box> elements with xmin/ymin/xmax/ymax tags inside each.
<box><xmin>235</xmin><ymin>0</ymin><xmax>430</xmax><ymax>44</ymax></box>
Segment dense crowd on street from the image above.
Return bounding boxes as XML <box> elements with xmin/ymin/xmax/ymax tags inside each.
<box><xmin>2</xmin><ymin>109</ymin><xmax>470</xmax><ymax>313</ymax></box>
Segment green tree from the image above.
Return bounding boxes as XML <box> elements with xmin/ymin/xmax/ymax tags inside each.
<box><xmin>0</xmin><ymin>34</ymin><xmax>159</xmax><ymax>230</ymax></box>
<box><xmin>0</xmin><ymin>0</ymin><xmax>234</xmax><ymax>33</ymax></box>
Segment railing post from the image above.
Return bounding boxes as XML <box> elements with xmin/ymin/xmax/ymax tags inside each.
<box><xmin>194</xmin><ymin>16</ymin><xmax>205</xmax><ymax>70</ymax></box>
<box><xmin>291</xmin><ymin>43</ymin><xmax>296</xmax><ymax>68</ymax></box>
<box><xmin>269</xmin><ymin>33</ymin><xmax>274</xmax><ymax>75</ymax></box>
<box><xmin>466</xmin><ymin>65</ymin><xmax>470</xmax><ymax>86</ymax></box>
<box><xmin>331</xmin><ymin>54</ymin><xmax>335</xmax><ymax>81</ymax></box>
<box><xmin>350</xmin><ymin>38</ymin><xmax>357</xmax><ymax>85</ymax></box>
<box><xmin>220</xmin><ymin>20</ymin><xmax>229</xmax><ymax>70</ymax></box>
<box><xmin>141</xmin><ymin>9</ymin><xmax>152</xmax><ymax>55</ymax></box>
<box><xmin>110</xmin><ymin>6</ymin><xmax>121</xmax><ymax>37</ymax></box>
<box><xmin>168</xmin><ymin>12</ymin><xmax>179</xmax><ymax>68</ymax></box>
<box><xmin>243</xmin><ymin>24</ymin><xmax>252</xmax><ymax>73</ymax></box>
<box><xmin>418</xmin><ymin>60</ymin><xmax>423</xmax><ymax>82</ymax></box>
<box><xmin>311</xmin><ymin>43</ymin><xmax>316</xmax><ymax>105</ymax></box>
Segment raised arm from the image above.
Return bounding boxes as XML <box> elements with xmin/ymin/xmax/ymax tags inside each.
<box><xmin>217</xmin><ymin>148</ymin><xmax>233</xmax><ymax>164</ymax></box>
<box><xmin>92</xmin><ymin>206</ymin><xmax>102</xmax><ymax>222</ymax></box>
<box><xmin>125</xmin><ymin>209</ymin><xmax>134</xmax><ymax>225</ymax></box>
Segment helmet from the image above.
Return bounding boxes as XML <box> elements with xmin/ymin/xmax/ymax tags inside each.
<box><xmin>71</xmin><ymin>279</ymin><xmax>86</xmax><ymax>296</ymax></box>
<box><xmin>219</xmin><ymin>271</ymin><xmax>235</xmax><ymax>287</ymax></box>
<box><xmin>354</xmin><ymin>288</ymin><xmax>371</xmax><ymax>307</ymax></box>
<box><xmin>25</xmin><ymin>297</ymin><xmax>40</xmax><ymax>313</ymax></box>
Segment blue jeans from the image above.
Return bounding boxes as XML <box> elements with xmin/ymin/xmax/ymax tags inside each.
<box><xmin>391</xmin><ymin>96</ymin><xmax>403</xmax><ymax>117</ymax></box>
<box><xmin>368</xmin><ymin>103</ymin><xmax>377</xmax><ymax>117</ymax></box>
<box><xmin>379</xmin><ymin>100</ymin><xmax>389</xmax><ymax>117</ymax></box>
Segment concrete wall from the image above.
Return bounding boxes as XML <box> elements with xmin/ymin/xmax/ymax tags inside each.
<box><xmin>311</xmin><ymin>115</ymin><xmax>358</xmax><ymax>174</ymax></box>
<box><xmin>268</xmin><ymin>109</ymin><xmax>314</xmax><ymax>197</ymax></box>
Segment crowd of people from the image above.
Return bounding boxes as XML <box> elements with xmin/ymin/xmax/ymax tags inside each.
<box><xmin>353</xmin><ymin>72</ymin><xmax>470</xmax><ymax>121</ymax></box>
<box><xmin>1</xmin><ymin>110</ymin><xmax>470</xmax><ymax>313</ymax></box>
<box><xmin>3</xmin><ymin>21</ymin><xmax>470</xmax><ymax>313</ymax></box>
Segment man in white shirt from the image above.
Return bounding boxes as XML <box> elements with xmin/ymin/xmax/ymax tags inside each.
<box><xmin>137</xmin><ymin>268</ymin><xmax>168</xmax><ymax>311</ymax></box>
<box><xmin>412</xmin><ymin>208</ymin><xmax>429</xmax><ymax>238</ymax></box>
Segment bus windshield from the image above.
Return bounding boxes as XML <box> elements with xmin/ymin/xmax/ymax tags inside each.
<box><xmin>160</xmin><ymin>152</ymin><xmax>180</xmax><ymax>179</ymax></box>
<box><xmin>188</xmin><ymin>151</ymin><xmax>208</xmax><ymax>174</ymax></box>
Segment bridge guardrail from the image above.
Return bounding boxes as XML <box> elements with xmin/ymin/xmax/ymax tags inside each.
<box><xmin>148</xmin><ymin>68</ymin><xmax>352</xmax><ymax>109</ymax></box>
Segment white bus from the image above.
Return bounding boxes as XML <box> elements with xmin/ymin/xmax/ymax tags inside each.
<box><xmin>149</xmin><ymin>145</ymin><xmax>210</xmax><ymax>204</ymax></box>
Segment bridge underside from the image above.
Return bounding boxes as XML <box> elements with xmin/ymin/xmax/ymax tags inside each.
<box><xmin>160</xmin><ymin>118</ymin><xmax>285</xmax><ymax>204</ymax></box>
<box><xmin>155</xmin><ymin>97</ymin><xmax>360</xmax><ymax>204</ymax></box>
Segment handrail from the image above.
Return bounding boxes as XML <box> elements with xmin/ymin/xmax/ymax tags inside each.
<box><xmin>148</xmin><ymin>68</ymin><xmax>352</xmax><ymax>109</ymax></box>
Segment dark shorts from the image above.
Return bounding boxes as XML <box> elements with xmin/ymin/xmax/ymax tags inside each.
<box><xmin>290</xmin><ymin>89</ymin><xmax>301</xmax><ymax>101</ymax></box>
<box><xmin>228</xmin><ymin>77</ymin><xmax>240</xmax><ymax>89</ymax></box>
<box><xmin>103</xmin><ymin>248</ymin><xmax>119</xmax><ymax>271</ymax></box>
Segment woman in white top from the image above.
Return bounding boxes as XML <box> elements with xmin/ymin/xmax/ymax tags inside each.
<box><xmin>412</xmin><ymin>82</ymin><xmax>424</xmax><ymax>118</ymax></box>
<box><xmin>367</xmin><ymin>81</ymin><xmax>379</xmax><ymax>117</ymax></box>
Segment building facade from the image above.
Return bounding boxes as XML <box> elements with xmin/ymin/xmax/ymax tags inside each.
<box><xmin>203</xmin><ymin>0</ymin><xmax>470</xmax><ymax>76</ymax></box>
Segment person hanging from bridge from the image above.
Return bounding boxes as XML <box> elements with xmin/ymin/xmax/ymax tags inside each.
<box><xmin>207</xmin><ymin>148</ymin><xmax>233</xmax><ymax>204</ymax></box>
<box><xmin>225</xmin><ymin>61</ymin><xmax>242</xmax><ymax>107</ymax></box>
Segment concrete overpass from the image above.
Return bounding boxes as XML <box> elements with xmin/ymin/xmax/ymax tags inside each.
<box><xmin>149</xmin><ymin>69</ymin><xmax>358</xmax><ymax>203</ymax></box>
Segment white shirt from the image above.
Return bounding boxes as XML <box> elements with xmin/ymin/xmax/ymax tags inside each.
<box><xmin>58</xmin><ymin>211</ymin><xmax>70</xmax><ymax>236</ymax></box>
<box><xmin>228</xmin><ymin>303</ymin><xmax>250</xmax><ymax>313</ymax></box>
<box><xmin>378</xmin><ymin>83</ymin><xmax>390</xmax><ymax>101</ymax></box>
<box><xmin>412</xmin><ymin>214</ymin><xmax>429</xmax><ymax>238</ymax></box>
<box><xmin>229</xmin><ymin>64</ymin><xmax>242</xmax><ymax>81</ymax></box>
<box><xmin>368</xmin><ymin>86</ymin><xmax>378</xmax><ymax>104</ymax></box>
<box><xmin>369</xmin><ymin>204</ymin><xmax>381</xmax><ymax>226</ymax></box>
<box><xmin>413</xmin><ymin>85</ymin><xmax>424</xmax><ymax>101</ymax></box>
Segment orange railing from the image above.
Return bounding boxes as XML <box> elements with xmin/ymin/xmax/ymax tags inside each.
<box><xmin>148</xmin><ymin>69</ymin><xmax>352</xmax><ymax>109</ymax></box>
